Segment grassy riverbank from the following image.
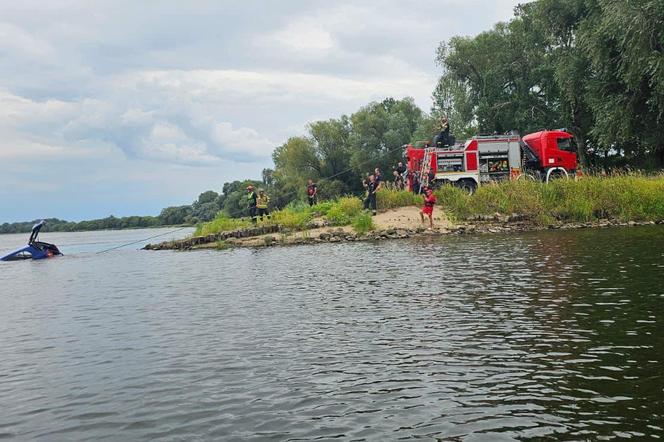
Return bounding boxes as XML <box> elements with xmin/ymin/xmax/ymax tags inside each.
<box><xmin>437</xmin><ymin>174</ymin><xmax>664</xmax><ymax>224</ymax></box>
<box><xmin>195</xmin><ymin>174</ymin><xmax>664</xmax><ymax>236</ymax></box>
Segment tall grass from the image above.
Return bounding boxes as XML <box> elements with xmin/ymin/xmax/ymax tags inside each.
<box><xmin>376</xmin><ymin>189</ymin><xmax>422</xmax><ymax>210</ymax></box>
<box><xmin>195</xmin><ymin>214</ymin><xmax>251</xmax><ymax>236</ymax></box>
<box><xmin>270</xmin><ymin>206</ymin><xmax>314</xmax><ymax>229</ymax></box>
<box><xmin>351</xmin><ymin>212</ymin><xmax>375</xmax><ymax>234</ymax></box>
<box><xmin>434</xmin><ymin>175</ymin><xmax>664</xmax><ymax>224</ymax></box>
<box><xmin>195</xmin><ymin>175</ymin><xmax>664</xmax><ymax>236</ymax></box>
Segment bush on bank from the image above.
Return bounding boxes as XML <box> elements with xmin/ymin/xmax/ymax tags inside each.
<box><xmin>195</xmin><ymin>174</ymin><xmax>664</xmax><ymax>236</ymax></box>
<box><xmin>435</xmin><ymin>174</ymin><xmax>664</xmax><ymax>224</ymax></box>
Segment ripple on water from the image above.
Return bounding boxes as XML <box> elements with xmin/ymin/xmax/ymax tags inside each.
<box><xmin>1</xmin><ymin>227</ymin><xmax>664</xmax><ymax>440</ymax></box>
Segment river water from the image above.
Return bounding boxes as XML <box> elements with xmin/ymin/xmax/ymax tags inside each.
<box><xmin>1</xmin><ymin>226</ymin><xmax>663</xmax><ymax>441</ymax></box>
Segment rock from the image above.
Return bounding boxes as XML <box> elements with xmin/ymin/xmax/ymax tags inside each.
<box><xmin>386</xmin><ymin>228</ymin><xmax>397</xmax><ymax>235</ymax></box>
<box><xmin>508</xmin><ymin>213</ymin><xmax>529</xmax><ymax>222</ymax></box>
<box><xmin>329</xmin><ymin>236</ymin><xmax>342</xmax><ymax>243</ymax></box>
<box><xmin>319</xmin><ymin>232</ymin><xmax>331</xmax><ymax>241</ymax></box>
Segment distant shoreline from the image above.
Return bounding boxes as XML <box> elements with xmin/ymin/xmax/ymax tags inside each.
<box><xmin>0</xmin><ymin>224</ymin><xmax>193</xmax><ymax>236</ymax></box>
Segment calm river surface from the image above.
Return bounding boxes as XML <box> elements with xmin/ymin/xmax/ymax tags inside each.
<box><xmin>1</xmin><ymin>226</ymin><xmax>663</xmax><ymax>441</ymax></box>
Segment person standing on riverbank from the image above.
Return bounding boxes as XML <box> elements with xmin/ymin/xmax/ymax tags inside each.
<box><xmin>256</xmin><ymin>189</ymin><xmax>270</xmax><ymax>221</ymax></box>
<box><xmin>410</xmin><ymin>171</ymin><xmax>421</xmax><ymax>194</ymax></box>
<box><xmin>247</xmin><ymin>185</ymin><xmax>258</xmax><ymax>223</ymax></box>
<box><xmin>374</xmin><ymin>168</ymin><xmax>383</xmax><ymax>190</ymax></box>
<box><xmin>363</xmin><ymin>174</ymin><xmax>378</xmax><ymax>216</ymax></box>
<box><xmin>306</xmin><ymin>179</ymin><xmax>318</xmax><ymax>206</ymax></box>
<box><xmin>420</xmin><ymin>188</ymin><xmax>436</xmax><ymax>229</ymax></box>
<box><xmin>392</xmin><ymin>170</ymin><xmax>404</xmax><ymax>190</ymax></box>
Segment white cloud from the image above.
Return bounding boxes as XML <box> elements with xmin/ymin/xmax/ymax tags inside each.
<box><xmin>267</xmin><ymin>20</ymin><xmax>336</xmax><ymax>53</ymax></box>
<box><xmin>0</xmin><ymin>21</ymin><xmax>56</xmax><ymax>62</ymax></box>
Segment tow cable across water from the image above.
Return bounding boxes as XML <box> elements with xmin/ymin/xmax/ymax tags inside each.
<box><xmin>96</xmin><ymin>226</ymin><xmax>190</xmax><ymax>254</ymax></box>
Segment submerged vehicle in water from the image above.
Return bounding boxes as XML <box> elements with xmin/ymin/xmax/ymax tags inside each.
<box><xmin>1</xmin><ymin>220</ymin><xmax>62</xmax><ymax>261</ymax></box>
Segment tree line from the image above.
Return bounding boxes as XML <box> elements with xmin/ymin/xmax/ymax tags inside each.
<box><xmin>0</xmin><ymin>190</ymin><xmax>230</xmax><ymax>234</ymax></box>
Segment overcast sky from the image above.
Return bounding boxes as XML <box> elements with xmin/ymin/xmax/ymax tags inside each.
<box><xmin>0</xmin><ymin>0</ymin><xmax>522</xmax><ymax>222</ymax></box>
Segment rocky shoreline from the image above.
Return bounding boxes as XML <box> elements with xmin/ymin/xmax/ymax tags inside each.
<box><xmin>143</xmin><ymin>214</ymin><xmax>664</xmax><ymax>251</ymax></box>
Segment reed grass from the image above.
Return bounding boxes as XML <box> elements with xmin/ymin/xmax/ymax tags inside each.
<box><xmin>434</xmin><ymin>174</ymin><xmax>664</xmax><ymax>224</ymax></box>
<box><xmin>195</xmin><ymin>175</ymin><xmax>664</xmax><ymax>236</ymax></box>
<box><xmin>195</xmin><ymin>214</ymin><xmax>251</xmax><ymax>236</ymax></box>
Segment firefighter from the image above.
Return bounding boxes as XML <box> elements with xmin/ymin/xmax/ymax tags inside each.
<box><xmin>433</xmin><ymin>116</ymin><xmax>450</xmax><ymax>147</ymax></box>
<box><xmin>363</xmin><ymin>174</ymin><xmax>379</xmax><ymax>216</ymax></box>
<box><xmin>374</xmin><ymin>168</ymin><xmax>383</xmax><ymax>189</ymax></box>
<box><xmin>410</xmin><ymin>170</ymin><xmax>421</xmax><ymax>194</ymax></box>
<box><xmin>394</xmin><ymin>161</ymin><xmax>407</xmax><ymax>176</ymax></box>
<box><xmin>420</xmin><ymin>187</ymin><xmax>436</xmax><ymax>229</ymax></box>
<box><xmin>306</xmin><ymin>178</ymin><xmax>318</xmax><ymax>206</ymax></box>
<box><xmin>256</xmin><ymin>189</ymin><xmax>270</xmax><ymax>221</ymax></box>
<box><xmin>246</xmin><ymin>185</ymin><xmax>258</xmax><ymax>223</ymax></box>
<box><xmin>392</xmin><ymin>170</ymin><xmax>404</xmax><ymax>190</ymax></box>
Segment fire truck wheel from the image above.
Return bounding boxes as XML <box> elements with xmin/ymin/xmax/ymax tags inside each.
<box><xmin>546</xmin><ymin>168</ymin><xmax>569</xmax><ymax>183</ymax></box>
<box><xmin>516</xmin><ymin>173</ymin><xmax>536</xmax><ymax>181</ymax></box>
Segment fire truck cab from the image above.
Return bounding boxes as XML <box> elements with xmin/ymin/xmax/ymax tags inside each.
<box><xmin>405</xmin><ymin>130</ymin><xmax>577</xmax><ymax>192</ymax></box>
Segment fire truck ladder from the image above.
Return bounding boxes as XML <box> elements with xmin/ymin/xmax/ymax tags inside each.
<box><xmin>419</xmin><ymin>147</ymin><xmax>436</xmax><ymax>193</ymax></box>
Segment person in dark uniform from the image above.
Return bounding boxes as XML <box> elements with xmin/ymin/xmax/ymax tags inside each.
<box><xmin>246</xmin><ymin>185</ymin><xmax>258</xmax><ymax>223</ymax></box>
<box><xmin>374</xmin><ymin>168</ymin><xmax>383</xmax><ymax>190</ymax></box>
<box><xmin>433</xmin><ymin>116</ymin><xmax>450</xmax><ymax>147</ymax></box>
<box><xmin>411</xmin><ymin>171</ymin><xmax>421</xmax><ymax>194</ymax></box>
<box><xmin>306</xmin><ymin>178</ymin><xmax>318</xmax><ymax>206</ymax></box>
<box><xmin>392</xmin><ymin>170</ymin><xmax>404</xmax><ymax>190</ymax></box>
<box><xmin>363</xmin><ymin>174</ymin><xmax>378</xmax><ymax>216</ymax></box>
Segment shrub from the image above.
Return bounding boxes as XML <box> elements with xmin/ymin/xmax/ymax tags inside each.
<box><xmin>311</xmin><ymin>201</ymin><xmax>335</xmax><ymax>215</ymax></box>
<box><xmin>195</xmin><ymin>213</ymin><xmax>251</xmax><ymax>236</ymax></box>
<box><xmin>352</xmin><ymin>212</ymin><xmax>375</xmax><ymax>234</ymax></box>
<box><xmin>337</xmin><ymin>196</ymin><xmax>363</xmax><ymax>217</ymax></box>
<box><xmin>270</xmin><ymin>207</ymin><xmax>313</xmax><ymax>229</ymax></box>
<box><xmin>377</xmin><ymin>189</ymin><xmax>421</xmax><ymax>210</ymax></box>
<box><xmin>326</xmin><ymin>205</ymin><xmax>351</xmax><ymax>226</ymax></box>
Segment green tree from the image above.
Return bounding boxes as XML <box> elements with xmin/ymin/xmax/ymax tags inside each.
<box><xmin>348</xmin><ymin>98</ymin><xmax>422</xmax><ymax>179</ymax></box>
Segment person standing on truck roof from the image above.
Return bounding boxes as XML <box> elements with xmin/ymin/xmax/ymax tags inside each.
<box><xmin>256</xmin><ymin>189</ymin><xmax>270</xmax><ymax>221</ymax></box>
<box><xmin>420</xmin><ymin>188</ymin><xmax>436</xmax><ymax>229</ymax></box>
<box><xmin>306</xmin><ymin>179</ymin><xmax>318</xmax><ymax>206</ymax></box>
<box><xmin>363</xmin><ymin>174</ymin><xmax>379</xmax><ymax>216</ymax></box>
<box><xmin>247</xmin><ymin>185</ymin><xmax>258</xmax><ymax>224</ymax></box>
<box><xmin>433</xmin><ymin>116</ymin><xmax>450</xmax><ymax>147</ymax></box>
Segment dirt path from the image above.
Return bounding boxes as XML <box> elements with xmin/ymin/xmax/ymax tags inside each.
<box><xmin>373</xmin><ymin>206</ymin><xmax>452</xmax><ymax>230</ymax></box>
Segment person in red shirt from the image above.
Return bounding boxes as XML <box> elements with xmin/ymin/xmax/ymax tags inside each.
<box><xmin>420</xmin><ymin>188</ymin><xmax>436</xmax><ymax>229</ymax></box>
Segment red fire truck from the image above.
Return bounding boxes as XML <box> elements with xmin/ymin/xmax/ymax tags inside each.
<box><xmin>405</xmin><ymin>130</ymin><xmax>578</xmax><ymax>193</ymax></box>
